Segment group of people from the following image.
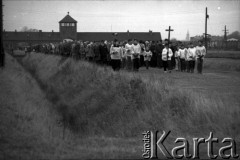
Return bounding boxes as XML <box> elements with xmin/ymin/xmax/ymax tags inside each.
<box><xmin>108</xmin><ymin>38</ymin><xmax>206</xmax><ymax>74</ymax></box>
<box><xmin>23</xmin><ymin>38</ymin><xmax>206</xmax><ymax>74</ymax></box>
<box><xmin>161</xmin><ymin>40</ymin><xmax>206</xmax><ymax>74</ymax></box>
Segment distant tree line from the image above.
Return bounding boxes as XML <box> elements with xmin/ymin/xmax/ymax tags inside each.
<box><xmin>227</xmin><ymin>31</ymin><xmax>240</xmax><ymax>40</ymax></box>
<box><xmin>20</xmin><ymin>26</ymin><xmax>38</xmax><ymax>32</ymax></box>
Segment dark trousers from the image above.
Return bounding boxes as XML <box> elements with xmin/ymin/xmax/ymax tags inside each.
<box><xmin>126</xmin><ymin>56</ymin><xmax>132</xmax><ymax>71</ymax></box>
<box><xmin>145</xmin><ymin>60</ymin><xmax>150</xmax><ymax>69</ymax></box>
<box><xmin>133</xmin><ymin>58</ymin><xmax>140</xmax><ymax>71</ymax></box>
<box><xmin>121</xmin><ymin>58</ymin><xmax>126</xmax><ymax>69</ymax></box>
<box><xmin>150</xmin><ymin>53</ymin><xmax>157</xmax><ymax>67</ymax></box>
<box><xmin>0</xmin><ymin>53</ymin><xmax>5</xmax><ymax>68</ymax></box>
<box><xmin>111</xmin><ymin>59</ymin><xmax>121</xmax><ymax>71</ymax></box>
<box><xmin>140</xmin><ymin>55</ymin><xmax>144</xmax><ymax>67</ymax></box>
<box><xmin>87</xmin><ymin>57</ymin><xmax>94</xmax><ymax>62</ymax></box>
<box><xmin>189</xmin><ymin>60</ymin><xmax>195</xmax><ymax>73</ymax></box>
<box><xmin>197</xmin><ymin>58</ymin><xmax>203</xmax><ymax>74</ymax></box>
<box><xmin>157</xmin><ymin>54</ymin><xmax>163</xmax><ymax>68</ymax></box>
<box><xmin>167</xmin><ymin>60</ymin><xmax>172</xmax><ymax>71</ymax></box>
<box><xmin>180</xmin><ymin>59</ymin><xmax>186</xmax><ymax>72</ymax></box>
<box><xmin>171</xmin><ymin>56</ymin><xmax>176</xmax><ymax>69</ymax></box>
<box><xmin>163</xmin><ymin>60</ymin><xmax>168</xmax><ymax>71</ymax></box>
<box><xmin>186</xmin><ymin>61</ymin><xmax>190</xmax><ymax>72</ymax></box>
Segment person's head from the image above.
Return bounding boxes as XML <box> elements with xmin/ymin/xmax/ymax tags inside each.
<box><xmin>133</xmin><ymin>39</ymin><xmax>138</xmax><ymax>45</ymax></box>
<box><xmin>128</xmin><ymin>39</ymin><xmax>132</xmax><ymax>45</ymax></box>
<box><xmin>145</xmin><ymin>41</ymin><xmax>150</xmax><ymax>47</ymax></box>
<box><xmin>113</xmin><ymin>39</ymin><xmax>119</xmax><ymax>46</ymax></box>
<box><xmin>180</xmin><ymin>44</ymin><xmax>184</xmax><ymax>49</ymax></box>
<box><xmin>172</xmin><ymin>41</ymin><xmax>177</xmax><ymax>46</ymax></box>
<box><xmin>145</xmin><ymin>47</ymin><xmax>150</xmax><ymax>52</ymax></box>
<box><xmin>189</xmin><ymin>42</ymin><xmax>194</xmax><ymax>48</ymax></box>
<box><xmin>164</xmin><ymin>39</ymin><xmax>169</xmax><ymax>44</ymax></box>
<box><xmin>164</xmin><ymin>43</ymin><xmax>169</xmax><ymax>48</ymax></box>
<box><xmin>119</xmin><ymin>41</ymin><xmax>123</xmax><ymax>46</ymax></box>
<box><xmin>198</xmin><ymin>40</ymin><xmax>203</xmax><ymax>46</ymax></box>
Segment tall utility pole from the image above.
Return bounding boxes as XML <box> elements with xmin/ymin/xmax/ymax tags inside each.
<box><xmin>165</xmin><ymin>26</ymin><xmax>174</xmax><ymax>59</ymax></box>
<box><xmin>1</xmin><ymin>0</ymin><xmax>3</xmax><ymax>54</ymax></box>
<box><xmin>0</xmin><ymin>0</ymin><xmax>4</xmax><ymax>68</ymax></box>
<box><xmin>205</xmin><ymin>7</ymin><xmax>209</xmax><ymax>53</ymax></box>
<box><xmin>222</xmin><ymin>25</ymin><xmax>229</xmax><ymax>41</ymax></box>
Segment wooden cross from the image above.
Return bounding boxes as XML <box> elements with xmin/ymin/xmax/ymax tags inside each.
<box><xmin>165</xmin><ymin>26</ymin><xmax>174</xmax><ymax>59</ymax></box>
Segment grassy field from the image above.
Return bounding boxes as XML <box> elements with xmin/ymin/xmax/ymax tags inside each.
<box><xmin>206</xmin><ymin>50</ymin><xmax>240</xmax><ymax>59</ymax></box>
<box><xmin>1</xmin><ymin>52</ymin><xmax>240</xmax><ymax>159</ymax></box>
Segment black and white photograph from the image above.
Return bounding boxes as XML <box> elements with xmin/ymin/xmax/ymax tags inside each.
<box><xmin>1</xmin><ymin>0</ymin><xmax>240</xmax><ymax>159</ymax></box>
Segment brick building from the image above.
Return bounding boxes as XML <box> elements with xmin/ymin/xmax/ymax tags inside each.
<box><xmin>3</xmin><ymin>12</ymin><xmax>161</xmax><ymax>48</ymax></box>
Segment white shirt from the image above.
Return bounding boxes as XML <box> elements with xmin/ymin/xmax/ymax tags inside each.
<box><xmin>121</xmin><ymin>46</ymin><xmax>126</xmax><ymax>58</ymax></box>
<box><xmin>175</xmin><ymin>50</ymin><xmax>180</xmax><ymax>58</ymax></box>
<box><xmin>143</xmin><ymin>50</ymin><xmax>152</xmax><ymax>61</ymax></box>
<box><xmin>110</xmin><ymin>45</ymin><xmax>122</xmax><ymax>60</ymax></box>
<box><xmin>125</xmin><ymin>43</ymin><xmax>134</xmax><ymax>57</ymax></box>
<box><xmin>132</xmin><ymin>43</ymin><xmax>141</xmax><ymax>59</ymax></box>
<box><xmin>140</xmin><ymin>43</ymin><xmax>145</xmax><ymax>55</ymax></box>
<box><xmin>179</xmin><ymin>48</ymin><xmax>187</xmax><ymax>59</ymax></box>
<box><xmin>196</xmin><ymin>45</ymin><xmax>206</xmax><ymax>59</ymax></box>
<box><xmin>162</xmin><ymin>48</ymin><xmax>173</xmax><ymax>61</ymax></box>
<box><xmin>187</xmin><ymin>47</ymin><xmax>196</xmax><ymax>61</ymax></box>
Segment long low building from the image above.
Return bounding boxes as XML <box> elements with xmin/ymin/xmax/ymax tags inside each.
<box><xmin>3</xmin><ymin>12</ymin><xmax>161</xmax><ymax>48</ymax></box>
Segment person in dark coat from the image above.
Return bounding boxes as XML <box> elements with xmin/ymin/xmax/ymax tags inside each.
<box><xmin>139</xmin><ymin>40</ymin><xmax>145</xmax><ymax>67</ymax></box>
<box><xmin>155</xmin><ymin>40</ymin><xmax>164</xmax><ymax>68</ymax></box>
<box><xmin>150</xmin><ymin>41</ymin><xmax>157</xmax><ymax>67</ymax></box>
<box><xmin>93</xmin><ymin>42</ymin><xmax>101</xmax><ymax>63</ymax></box>
<box><xmin>0</xmin><ymin>44</ymin><xmax>5</xmax><ymax>68</ymax></box>
<box><xmin>99</xmin><ymin>40</ymin><xmax>109</xmax><ymax>65</ymax></box>
<box><xmin>79</xmin><ymin>42</ymin><xmax>85</xmax><ymax>60</ymax></box>
<box><xmin>170</xmin><ymin>41</ymin><xmax>177</xmax><ymax>69</ymax></box>
<box><xmin>86</xmin><ymin>42</ymin><xmax>95</xmax><ymax>61</ymax></box>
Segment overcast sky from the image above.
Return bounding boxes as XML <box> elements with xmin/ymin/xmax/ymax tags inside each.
<box><xmin>3</xmin><ymin>0</ymin><xmax>240</xmax><ymax>40</ymax></box>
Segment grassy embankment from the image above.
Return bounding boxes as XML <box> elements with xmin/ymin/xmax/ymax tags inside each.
<box><xmin>6</xmin><ymin>51</ymin><xmax>239</xmax><ymax>158</ymax></box>
<box><xmin>18</xmin><ymin>53</ymin><xmax>240</xmax><ymax>137</ymax></box>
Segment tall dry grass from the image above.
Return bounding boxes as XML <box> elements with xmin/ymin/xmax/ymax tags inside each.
<box><xmin>18</xmin><ymin>53</ymin><xmax>240</xmax><ymax>140</ymax></box>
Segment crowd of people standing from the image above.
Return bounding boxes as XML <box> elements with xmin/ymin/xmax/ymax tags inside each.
<box><xmin>24</xmin><ymin>38</ymin><xmax>206</xmax><ymax>74</ymax></box>
<box><xmin>108</xmin><ymin>38</ymin><xmax>206</xmax><ymax>74</ymax></box>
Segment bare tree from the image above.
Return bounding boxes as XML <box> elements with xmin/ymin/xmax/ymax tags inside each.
<box><xmin>227</xmin><ymin>31</ymin><xmax>240</xmax><ymax>40</ymax></box>
<box><xmin>171</xmin><ymin>38</ymin><xmax>177</xmax><ymax>42</ymax></box>
<box><xmin>20</xmin><ymin>26</ymin><xmax>38</xmax><ymax>32</ymax></box>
